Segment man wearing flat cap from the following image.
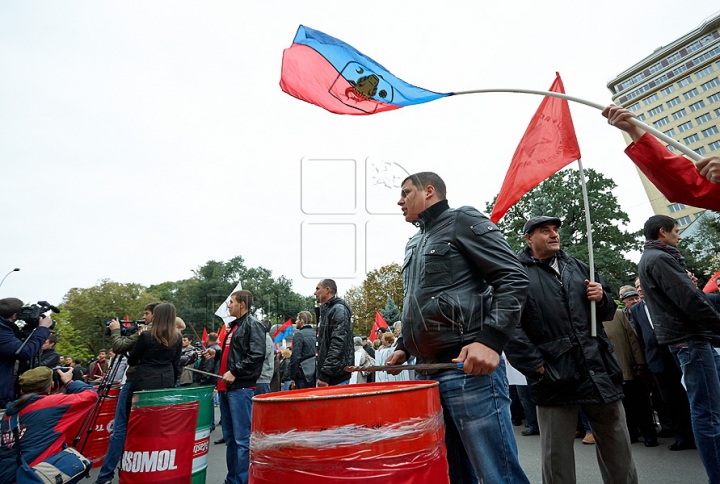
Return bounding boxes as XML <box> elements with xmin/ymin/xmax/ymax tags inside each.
<box><xmin>506</xmin><ymin>215</ymin><xmax>638</xmax><ymax>484</ymax></box>
<box><xmin>0</xmin><ymin>366</ymin><xmax>98</xmax><ymax>483</ymax></box>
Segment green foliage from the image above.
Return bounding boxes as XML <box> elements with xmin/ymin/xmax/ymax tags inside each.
<box><xmin>53</xmin><ymin>305</ymin><xmax>94</xmax><ymax>362</ymax></box>
<box><xmin>345</xmin><ymin>263</ymin><xmax>403</xmax><ymax>336</ymax></box>
<box><xmin>379</xmin><ymin>296</ymin><xmax>400</xmax><ymax>325</ymax></box>
<box><xmin>680</xmin><ymin>212</ymin><xmax>720</xmax><ymax>288</ymax></box>
<box><xmin>486</xmin><ymin>168</ymin><xmax>641</xmax><ymax>293</ymax></box>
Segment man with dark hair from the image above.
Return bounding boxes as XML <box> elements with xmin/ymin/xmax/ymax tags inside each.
<box><xmin>387</xmin><ymin>172</ymin><xmax>530</xmax><ymax>484</ymax></box>
<box><xmin>93</xmin><ymin>301</ymin><xmax>160</xmax><ymax>484</ymax></box>
<box><xmin>204</xmin><ymin>289</ymin><xmax>265</xmax><ymax>484</ymax></box>
<box><xmin>38</xmin><ymin>333</ymin><xmax>61</xmax><ymax>369</ymax></box>
<box><xmin>86</xmin><ymin>348</ymin><xmax>108</xmax><ymax>383</ymax></box>
<box><xmin>505</xmin><ymin>215</ymin><xmax>637</xmax><ymax>483</ymax></box>
<box><xmin>314</xmin><ymin>279</ymin><xmax>353</xmax><ymax>387</ymax></box>
<box><xmin>0</xmin><ymin>297</ymin><xmax>53</xmax><ymax>410</ymax></box>
<box><xmin>0</xmin><ymin>367</ymin><xmax>98</xmax><ymax>483</ymax></box>
<box><xmin>638</xmin><ymin>215</ymin><xmax>720</xmax><ymax>481</ymax></box>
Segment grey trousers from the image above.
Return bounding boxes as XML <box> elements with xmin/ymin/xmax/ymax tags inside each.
<box><xmin>537</xmin><ymin>401</ymin><xmax>638</xmax><ymax>484</ymax></box>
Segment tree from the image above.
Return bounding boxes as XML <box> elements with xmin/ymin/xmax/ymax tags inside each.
<box><xmin>379</xmin><ymin>296</ymin><xmax>400</xmax><ymax>325</ymax></box>
<box><xmin>486</xmin><ymin>168</ymin><xmax>641</xmax><ymax>293</ymax></box>
<box><xmin>345</xmin><ymin>263</ymin><xmax>403</xmax><ymax>336</ymax></box>
<box><xmin>680</xmin><ymin>211</ymin><xmax>720</xmax><ymax>288</ymax></box>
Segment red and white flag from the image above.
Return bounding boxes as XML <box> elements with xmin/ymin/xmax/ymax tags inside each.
<box><xmin>369</xmin><ymin>311</ymin><xmax>389</xmax><ymax>342</ymax></box>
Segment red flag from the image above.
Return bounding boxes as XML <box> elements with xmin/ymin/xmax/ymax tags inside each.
<box><xmin>490</xmin><ymin>73</ymin><xmax>581</xmax><ymax>223</ymax></box>
<box><xmin>703</xmin><ymin>270</ymin><xmax>720</xmax><ymax>293</ymax></box>
<box><xmin>217</xmin><ymin>323</ymin><xmax>227</xmax><ymax>345</ymax></box>
<box><xmin>201</xmin><ymin>327</ymin><xmax>208</xmax><ymax>346</ymax></box>
<box><xmin>369</xmin><ymin>311</ymin><xmax>389</xmax><ymax>342</ymax></box>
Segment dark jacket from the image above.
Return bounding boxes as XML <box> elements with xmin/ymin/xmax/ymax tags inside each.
<box><xmin>0</xmin><ymin>318</ymin><xmax>50</xmax><ymax>408</ymax></box>
<box><xmin>0</xmin><ymin>380</ymin><xmax>98</xmax><ymax>484</ymax></box>
<box><xmin>638</xmin><ymin>245</ymin><xmax>720</xmax><ymax>345</ymax></box>
<box><xmin>197</xmin><ymin>342</ymin><xmax>220</xmax><ymax>384</ymax></box>
<box><xmin>317</xmin><ymin>296</ymin><xmax>354</xmax><ymax>385</ymax></box>
<box><xmin>505</xmin><ymin>248</ymin><xmax>623</xmax><ymax>406</ymax></box>
<box><xmin>279</xmin><ymin>358</ymin><xmax>292</xmax><ymax>383</ymax></box>
<box><xmin>396</xmin><ymin>201</ymin><xmax>529</xmax><ymax>364</ymax></box>
<box><xmin>290</xmin><ymin>324</ymin><xmax>316</xmax><ymax>381</ymax></box>
<box><xmin>629</xmin><ymin>301</ymin><xmax>675</xmax><ymax>374</ymax></box>
<box><xmin>126</xmin><ymin>332</ymin><xmax>182</xmax><ymax>392</ymax></box>
<box><xmin>38</xmin><ymin>348</ymin><xmax>60</xmax><ymax>369</ymax></box>
<box><xmin>217</xmin><ymin>313</ymin><xmax>266</xmax><ymax>391</ymax></box>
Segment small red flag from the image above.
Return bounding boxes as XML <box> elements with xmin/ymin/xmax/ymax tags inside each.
<box><xmin>703</xmin><ymin>270</ymin><xmax>720</xmax><ymax>293</ymax></box>
<box><xmin>490</xmin><ymin>73</ymin><xmax>581</xmax><ymax>223</ymax></box>
<box><xmin>201</xmin><ymin>327</ymin><xmax>208</xmax><ymax>346</ymax></box>
<box><xmin>217</xmin><ymin>323</ymin><xmax>227</xmax><ymax>345</ymax></box>
<box><xmin>369</xmin><ymin>311</ymin><xmax>389</xmax><ymax>342</ymax></box>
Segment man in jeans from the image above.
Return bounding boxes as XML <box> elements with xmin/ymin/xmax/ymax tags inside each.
<box><xmin>204</xmin><ymin>290</ymin><xmax>265</xmax><ymax>484</ymax></box>
<box><xmin>638</xmin><ymin>215</ymin><xmax>720</xmax><ymax>483</ymax></box>
<box><xmin>386</xmin><ymin>172</ymin><xmax>530</xmax><ymax>484</ymax></box>
<box><xmin>92</xmin><ymin>302</ymin><xmax>159</xmax><ymax>484</ymax></box>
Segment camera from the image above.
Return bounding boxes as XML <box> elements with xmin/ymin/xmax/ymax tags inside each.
<box><xmin>16</xmin><ymin>301</ymin><xmax>59</xmax><ymax>338</ymax></box>
<box><xmin>104</xmin><ymin>319</ymin><xmax>143</xmax><ymax>337</ymax></box>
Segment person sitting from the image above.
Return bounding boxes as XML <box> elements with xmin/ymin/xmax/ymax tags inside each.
<box><xmin>0</xmin><ymin>367</ymin><xmax>98</xmax><ymax>484</ymax></box>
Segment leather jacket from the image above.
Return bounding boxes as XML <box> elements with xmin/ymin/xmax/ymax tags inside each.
<box><xmin>290</xmin><ymin>324</ymin><xmax>316</xmax><ymax>381</ymax></box>
<box><xmin>396</xmin><ymin>200</ymin><xmax>529</xmax><ymax>364</ymax></box>
<box><xmin>221</xmin><ymin>313</ymin><xmax>266</xmax><ymax>391</ymax></box>
<box><xmin>317</xmin><ymin>296</ymin><xmax>354</xmax><ymax>385</ymax></box>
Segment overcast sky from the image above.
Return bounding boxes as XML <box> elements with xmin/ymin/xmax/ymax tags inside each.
<box><xmin>2</xmin><ymin>2</ymin><xmax>717</xmax><ymax>312</ymax></box>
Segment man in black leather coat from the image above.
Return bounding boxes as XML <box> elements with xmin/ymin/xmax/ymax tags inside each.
<box><xmin>314</xmin><ymin>279</ymin><xmax>353</xmax><ymax>387</ymax></box>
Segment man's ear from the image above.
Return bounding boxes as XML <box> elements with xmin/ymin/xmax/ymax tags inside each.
<box><xmin>424</xmin><ymin>184</ymin><xmax>436</xmax><ymax>199</ymax></box>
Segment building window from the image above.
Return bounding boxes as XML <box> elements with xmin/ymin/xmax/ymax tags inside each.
<box><xmin>676</xmin><ymin>216</ymin><xmax>692</xmax><ymax>226</ymax></box>
<box><xmin>664</xmin><ymin>128</ymin><xmax>677</xmax><ymax>137</ymax></box>
<box><xmin>648</xmin><ymin>105</ymin><xmax>665</xmax><ymax>116</ymax></box>
<box><xmin>684</xmin><ymin>88</ymin><xmax>699</xmax><ymax>100</ymax></box>
<box><xmin>709</xmin><ymin>140</ymin><xmax>720</xmax><ymax>151</ymax></box>
<box><xmin>666</xmin><ymin>96</ymin><xmax>681</xmax><ymax>108</ymax></box>
<box><xmin>678</xmin><ymin>76</ymin><xmax>692</xmax><ymax>87</ymax></box>
<box><xmin>694</xmin><ymin>211</ymin><xmax>705</xmax><ymax>220</ymax></box>
<box><xmin>673</xmin><ymin>109</ymin><xmax>688</xmax><ymax>120</ymax></box>
<box><xmin>697</xmin><ymin>146</ymin><xmax>707</xmax><ymax>155</ymax></box>
<box><xmin>709</xmin><ymin>93</ymin><xmax>720</xmax><ymax>104</ymax></box>
<box><xmin>689</xmin><ymin>100</ymin><xmax>706</xmax><ymax>112</ymax></box>
<box><xmin>716</xmin><ymin>108</ymin><xmax>720</xmax><ymax>117</ymax></box>
<box><xmin>701</xmin><ymin>77</ymin><xmax>720</xmax><ymax>91</ymax></box>
<box><xmin>667</xmin><ymin>145</ymin><xmax>676</xmax><ymax>152</ymax></box>
<box><xmin>668</xmin><ymin>203</ymin><xmax>686</xmax><ymax>213</ymax></box>
<box><xmin>696</xmin><ymin>113</ymin><xmax>713</xmax><ymax>124</ymax></box>
<box><xmin>661</xmin><ymin>85</ymin><xmax>676</xmax><ymax>96</ymax></box>
<box><xmin>701</xmin><ymin>125</ymin><xmax>719</xmax><ymax>137</ymax></box>
<box><xmin>683</xmin><ymin>133</ymin><xmax>700</xmax><ymax>145</ymax></box>
<box><xmin>653</xmin><ymin>117</ymin><xmax>670</xmax><ymax>128</ymax></box>
<box><xmin>627</xmin><ymin>102</ymin><xmax>640</xmax><ymax>112</ymax></box>
<box><xmin>637</xmin><ymin>113</ymin><xmax>646</xmax><ymax>121</ymax></box>
<box><xmin>678</xmin><ymin>121</ymin><xmax>694</xmax><ymax>132</ymax></box>
<box><xmin>695</xmin><ymin>65</ymin><xmax>714</xmax><ymax>80</ymax></box>
<box><xmin>643</xmin><ymin>93</ymin><xmax>659</xmax><ymax>105</ymax></box>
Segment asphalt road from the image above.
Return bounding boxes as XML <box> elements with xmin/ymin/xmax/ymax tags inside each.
<box><xmin>87</xmin><ymin>407</ymin><xmax>707</xmax><ymax>483</ymax></box>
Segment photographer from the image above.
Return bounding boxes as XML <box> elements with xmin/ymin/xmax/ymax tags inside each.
<box><xmin>0</xmin><ymin>298</ymin><xmax>53</xmax><ymax>410</ymax></box>
<box><xmin>0</xmin><ymin>367</ymin><xmax>98</xmax><ymax>484</ymax></box>
<box><xmin>38</xmin><ymin>333</ymin><xmax>60</xmax><ymax>369</ymax></box>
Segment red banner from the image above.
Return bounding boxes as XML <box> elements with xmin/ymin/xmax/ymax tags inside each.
<box><xmin>120</xmin><ymin>401</ymin><xmax>198</xmax><ymax>484</ymax></box>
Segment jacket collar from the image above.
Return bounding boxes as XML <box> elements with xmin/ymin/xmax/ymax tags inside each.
<box><xmin>230</xmin><ymin>312</ymin><xmax>249</xmax><ymax>329</ymax></box>
<box><xmin>415</xmin><ymin>199</ymin><xmax>449</xmax><ymax>230</ymax></box>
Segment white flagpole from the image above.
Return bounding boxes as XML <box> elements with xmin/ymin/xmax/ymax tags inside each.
<box><xmin>576</xmin><ymin>157</ymin><xmax>598</xmax><ymax>336</ymax></box>
<box><xmin>452</xmin><ymin>89</ymin><xmax>702</xmax><ymax>161</ymax></box>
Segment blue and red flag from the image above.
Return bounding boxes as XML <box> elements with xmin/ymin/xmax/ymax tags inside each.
<box><xmin>281</xmin><ymin>25</ymin><xmax>451</xmax><ymax>115</ymax></box>
<box><xmin>272</xmin><ymin>318</ymin><xmax>294</xmax><ymax>344</ymax></box>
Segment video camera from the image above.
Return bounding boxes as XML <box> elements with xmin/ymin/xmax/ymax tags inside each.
<box><xmin>104</xmin><ymin>319</ymin><xmax>144</xmax><ymax>337</ymax></box>
<box><xmin>16</xmin><ymin>301</ymin><xmax>59</xmax><ymax>338</ymax></box>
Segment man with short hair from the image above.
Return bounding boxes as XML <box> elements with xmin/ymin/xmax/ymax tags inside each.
<box><xmin>387</xmin><ymin>172</ymin><xmax>530</xmax><ymax>484</ymax></box>
<box><xmin>0</xmin><ymin>366</ymin><xmax>98</xmax><ymax>483</ymax></box>
<box><xmin>64</xmin><ymin>356</ymin><xmax>73</xmax><ymax>367</ymax></box>
<box><xmin>86</xmin><ymin>349</ymin><xmax>108</xmax><ymax>383</ymax></box>
<box><xmin>314</xmin><ymin>279</ymin><xmax>353</xmax><ymax>387</ymax></box>
<box><xmin>38</xmin><ymin>333</ymin><xmax>61</xmax><ymax>369</ymax></box>
<box><xmin>71</xmin><ymin>358</ymin><xmax>86</xmax><ymax>382</ymax></box>
<box><xmin>638</xmin><ymin>214</ymin><xmax>720</xmax><ymax>480</ymax></box>
<box><xmin>0</xmin><ymin>298</ymin><xmax>53</xmax><ymax>410</ymax></box>
<box><xmin>204</xmin><ymin>290</ymin><xmax>265</xmax><ymax>484</ymax></box>
<box><xmin>179</xmin><ymin>333</ymin><xmax>196</xmax><ymax>386</ymax></box>
<box><xmin>506</xmin><ymin>215</ymin><xmax>637</xmax><ymax>484</ymax></box>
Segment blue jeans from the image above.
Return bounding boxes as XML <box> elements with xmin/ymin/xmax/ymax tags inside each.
<box><xmin>417</xmin><ymin>359</ymin><xmax>530</xmax><ymax>484</ymax></box>
<box><xmin>254</xmin><ymin>383</ymin><xmax>271</xmax><ymax>395</ymax></box>
<box><xmin>670</xmin><ymin>339</ymin><xmax>720</xmax><ymax>483</ymax></box>
<box><xmin>96</xmin><ymin>383</ymin><xmax>131</xmax><ymax>482</ymax></box>
<box><xmin>219</xmin><ymin>388</ymin><xmax>254</xmax><ymax>484</ymax></box>
<box><xmin>281</xmin><ymin>381</ymin><xmax>291</xmax><ymax>391</ymax></box>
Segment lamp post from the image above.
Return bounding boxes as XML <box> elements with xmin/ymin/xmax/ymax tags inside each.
<box><xmin>0</xmin><ymin>268</ymin><xmax>20</xmax><ymax>289</ymax></box>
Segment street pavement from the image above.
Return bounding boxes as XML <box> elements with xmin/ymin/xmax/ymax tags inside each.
<box><xmin>87</xmin><ymin>407</ymin><xmax>707</xmax><ymax>483</ymax></box>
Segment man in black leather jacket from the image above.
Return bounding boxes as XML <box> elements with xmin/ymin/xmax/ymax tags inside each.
<box><xmin>386</xmin><ymin>172</ymin><xmax>530</xmax><ymax>484</ymax></box>
<box><xmin>314</xmin><ymin>280</ymin><xmax>353</xmax><ymax>387</ymax></box>
<box><xmin>505</xmin><ymin>215</ymin><xmax>637</xmax><ymax>484</ymax></box>
<box><xmin>205</xmin><ymin>290</ymin><xmax>265</xmax><ymax>484</ymax></box>
<box><xmin>290</xmin><ymin>311</ymin><xmax>316</xmax><ymax>389</ymax></box>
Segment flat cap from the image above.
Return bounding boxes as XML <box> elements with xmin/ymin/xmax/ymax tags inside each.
<box><xmin>523</xmin><ymin>216</ymin><xmax>562</xmax><ymax>235</ymax></box>
<box><xmin>620</xmin><ymin>290</ymin><xmax>640</xmax><ymax>301</ymax></box>
<box><xmin>18</xmin><ymin>366</ymin><xmax>53</xmax><ymax>393</ymax></box>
